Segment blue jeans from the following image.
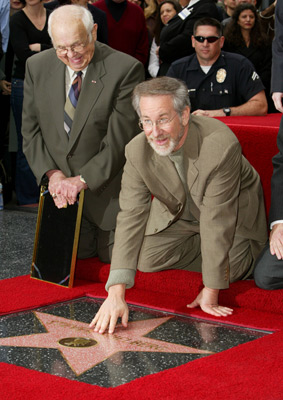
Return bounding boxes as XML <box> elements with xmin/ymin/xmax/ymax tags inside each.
<box><xmin>11</xmin><ymin>79</ymin><xmax>39</xmax><ymax>205</ymax></box>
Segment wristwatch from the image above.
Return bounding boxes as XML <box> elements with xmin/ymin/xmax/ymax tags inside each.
<box><xmin>223</xmin><ymin>107</ymin><xmax>231</xmax><ymax>116</ymax></box>
<box><xmin>79</xmin><ymin>175</ymin><xmax>87</xmax><ymax>184</ymax></box>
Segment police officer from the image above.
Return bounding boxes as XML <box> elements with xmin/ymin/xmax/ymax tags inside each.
<box><xmin>157</xmin><ymin>0</ymin><xmax>220</xmax><ymax>76</ymax></box>
<box><xmin>167</xmin><ymin>17</ymin><xmax>267</xmax><ymax>117</ymax></box>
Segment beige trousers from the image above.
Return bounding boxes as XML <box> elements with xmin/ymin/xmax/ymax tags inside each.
<box><xmin>137</xmin><ymin>219</ymin><xmax>265</xmax><ymax>283</ymax></box>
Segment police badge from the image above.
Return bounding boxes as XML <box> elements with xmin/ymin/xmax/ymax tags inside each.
<box><xmin>216</xmin><ymin>68</ymin><xmax>227</xmax><ymax>83</ymax></box>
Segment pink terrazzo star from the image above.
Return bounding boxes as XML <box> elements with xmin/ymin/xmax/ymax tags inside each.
<box><xmin>0</xmin><ymin>312</ymin><xmax>213</xmax><ymax>376</ymax></box>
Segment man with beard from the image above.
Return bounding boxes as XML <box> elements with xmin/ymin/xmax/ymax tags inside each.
<box><xmin>90</xmin><ymin>76</ymin><xmax>267</xmax><ymax>334</ymax></box>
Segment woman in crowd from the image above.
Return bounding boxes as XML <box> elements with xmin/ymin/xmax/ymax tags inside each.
<box><xmin>9</xmin><ymin>0</ymin><xmax>52</xmax><ymax>206</ymax></box>
<box><xmin>144</xmin><ymin>0</ymin><xmax>158</xmax><ymax>43</ymax></box>
<box><xmin>148</xmin><ymin>0</ymin><xmax>181</xmax><ymax>77</ymax></box>
<box><xmin>224</xmin><ymin>3</ymin><xmax>275</xmax><ymax>112</ymax></box>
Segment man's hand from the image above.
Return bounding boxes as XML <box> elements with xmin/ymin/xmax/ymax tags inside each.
<box><xmin>270</xmin><ymin>223</ymin><xmax>283</xmax><ymax>259</ymax></box>
<box><xmin>187</xmin><ymin>287</ymin><xmax>233</xmax><ymax>317</ymax></box>
<box><xmin>192</xmin><ymin>109</ymin><xmax>225</xmax><ymax>117</ymax></box>
<box><xmin>89</xmin><ymin>284</ymin><xmax>128</xmax><ymax>334</ymax></box>
<box><xmin>0</xmin><ymin>80</ymin><xmax>11</xmax><ymax>95</ymax></box>
<box><xmin>47</xmin><ymin>170</ymin><xmax>68</xmax><ymax>208</ymax></box>
<box><xmin>29</xmin><ymin>43</ymin><xmax>41</xmax><ymax>52</ymax></box>
<box><xmin>272</xmin><ymin>92</ymin><xmax>283</xmax><ymax>113</ymax></box>
<box><xmin>58</xmin><ymin>176</ymin><xmax>87</xmax><ymax>205</ymax></box>
<box><xmin>46</xmin><ymin>169</ymin><xmax>87</xmax><ymax>208</ymax></box>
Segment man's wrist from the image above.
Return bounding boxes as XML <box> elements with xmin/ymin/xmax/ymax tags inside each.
<box><xmin>108</xmin><ymin>284</ymin><xmax>126</xmax><ymax>298</ymax></box>
<box><xmin>46</xmin><ymin>169</ymin><xmax>61</xmax><ymax>179</ymax></box>
<box><xmin>78</xmin><ymin>175</ymin><xmax>88</xmax><ymax>189</ymax></box>
<box><xmin>270</xmin><ymin>220</ymin><xmax>283</xmax><ymax>230</ymax></box>
<box><xmin>79</xmin><ymin>175</ymin><xmax>87</xmax><ymax>184</ymax></box>
<box><xmin>204</xmin><ymin>286</ymin><xmax>220</xmax><ymax>294</ymax></box>
<box><xmin>223</xmin><ymin>107</ymin><xmax>231</xmax><ymax>116</ymax></box>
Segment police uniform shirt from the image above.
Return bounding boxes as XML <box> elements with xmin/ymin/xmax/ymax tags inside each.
<box><xmin>167</xmin><ymin>51</ymin><xmax>265</xmax><ymax>112</ymax></box>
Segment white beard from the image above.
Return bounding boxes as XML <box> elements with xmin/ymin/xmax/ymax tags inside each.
<box><xmin>147</xmin><ymin>126</ymin><xmax>185</xmax><ymax>156</ymax></box>
<box><xmin>147</xmin><ymin>137</ymin><xmax>177</xmax><ymax>156</ymax></box>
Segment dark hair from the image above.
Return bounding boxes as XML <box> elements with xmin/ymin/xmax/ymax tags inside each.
<box><xmin>224</xmin><ymin>3</ymin><xmax>268</xmax><ymax>47</ymax></box>
<box><xmin>154</xmin><ymin>0</ymin><xmax>181</xmax><ymax>45</ymax></box>
<box><xmin>58</xmin><ymin>0</ymin><xmax>72</xmax><ymax>5</ymax></box>
<box><xmin>193</xmin><ymin>17</ymin><xmax>223</xmax><ymax>37</ymax></box>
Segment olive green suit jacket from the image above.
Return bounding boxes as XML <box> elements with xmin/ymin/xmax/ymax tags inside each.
<box><xmin>22</xmin><ymin>42</ymin><xmax>144</xmax><ymax>230</ymax></box>
<box><xmin>110</xmin><ymin>115</ymin><xmax>268</xmax><ymax>288</ymax></box>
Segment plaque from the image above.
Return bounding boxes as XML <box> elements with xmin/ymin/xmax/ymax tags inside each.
<box><xmin>31</xmin><ymin>186</ymin><xmax>84</xmax><ymax>287</ymax></box>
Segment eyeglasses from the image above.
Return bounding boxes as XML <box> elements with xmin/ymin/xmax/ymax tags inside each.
<box><xmin>55</xmin><ymin>39</ymin><xmax>89</xmax><ymax>55</ymax></box>
<box><xmin>139</xmin><ymin>113</ymin><xmax>178</xmax><ymax>131</ymax></box>
<box><xmin>194</xmin><ymin>35</ymin><xmax>221</xmax><ymax>43</ymax></box>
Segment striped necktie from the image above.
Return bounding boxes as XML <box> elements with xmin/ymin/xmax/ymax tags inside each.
<box><xmin>64</xmin><ymin>71</ymin><xmax>83</xmax><ymax>136</ymax></box>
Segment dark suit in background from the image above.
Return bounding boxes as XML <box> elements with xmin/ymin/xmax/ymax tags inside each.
<box><xmin>271</xmin><ymin>0</ymin><xmax>282</xmax><ymax>94</ymax></box>
<box><xmin>254</xmin><ymin>117</ymin><xmax>283</xmax><ymax>290</ymax></box>
<box><xmin>254</xmin><ymin>1</ymin><xmax>283</xmax><ymax>289</ymax></box>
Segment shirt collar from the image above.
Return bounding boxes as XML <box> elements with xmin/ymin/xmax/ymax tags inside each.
<box><xmin>186</xmin><ymin>0</ymin><xmax>201</xmax><ymax>8</ymax></box>
<box><xmin>187</xmin><ymin>52</ymin><xmax>225</xmax><ymax>71</ymax></box>
<box><xmin>66</xmin><ymin>65</ymin><xmax>88</xmax><ymax>81</ymax></box>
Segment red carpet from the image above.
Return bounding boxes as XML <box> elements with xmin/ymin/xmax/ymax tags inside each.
<box><xmin>216</xmin><ymin>113</ymin><xmax>281</xmax><ymax>216</ymax></box>
<box><xmin>1</xmin><ymin>258</ymin><xmax>283</xmax><ymax>399</ymax></box>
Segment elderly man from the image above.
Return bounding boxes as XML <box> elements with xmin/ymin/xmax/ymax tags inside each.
<box><xmin>22</xmin><ymin>5</ymin><xmax>144</xmax><ymax>261</ymax></box>
<box><xmin>90</xmin><ymin>77</ymin><xmax>267</xmax><ymax>334</ymax></box>
<box><xmin>167</xmin><ymin>17</ymin><xmax>268</xmax><ymax>117</ymax></box>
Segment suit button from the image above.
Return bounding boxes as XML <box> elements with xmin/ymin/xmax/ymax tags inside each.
<box><xmin>67</xmin><ymin>154</ymin><xmax>73</xmax><ymax>159</ymax></box>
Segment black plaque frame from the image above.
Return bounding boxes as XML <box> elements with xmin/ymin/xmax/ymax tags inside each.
<box><xmin>31</xmin><ymin>186</ymin><xmax>84</xmax><ymax>288</ymax></box>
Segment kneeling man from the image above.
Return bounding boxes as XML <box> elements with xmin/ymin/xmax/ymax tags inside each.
<box><xmin>90</xmin><ymin>77</ymin><xmax>267</xmax><ymax>334</ymax></box>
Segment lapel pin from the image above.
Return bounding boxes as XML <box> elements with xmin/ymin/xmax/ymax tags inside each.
<box><xmin>91</xmin><ymin>80</ymin><xmax>96</xmax><ymax>83</ymax></box>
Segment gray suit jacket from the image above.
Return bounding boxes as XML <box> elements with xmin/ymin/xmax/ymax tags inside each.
<box><xmin>22</xmin><ymin>42</ymin><xmax>144</xmax><ymax>230</ymax></box>
<box><xmin>110</xmin><ymin>115</ymin><xmax>267</xmax><ymax>288</ymax></box>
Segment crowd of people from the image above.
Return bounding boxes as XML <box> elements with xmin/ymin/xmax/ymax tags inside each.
<box><xmin>0</xmin><ymin>0</ymin><xmax>277</xmax><ymax>205</ymax></box>
<box><xmin>0</xmin><ymin>0</ymin><xmax>282</xmax><ymax>331</ymax></box>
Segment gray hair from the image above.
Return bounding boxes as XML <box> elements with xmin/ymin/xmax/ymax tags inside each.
<box><xmin>48</xmin><ymin>5</ymin><xmax>94</xmax><ymax>44</ymax></box>
<box><xmin>132</xmin><ymin>77</ymin><xmax>191</xmax><ymax>117</ymax></box>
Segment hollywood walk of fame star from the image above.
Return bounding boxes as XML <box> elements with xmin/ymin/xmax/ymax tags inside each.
<box><xmin>0</xmin><ymin>312</ymin><xmax>213</xmax><ymax>376</ymax></box>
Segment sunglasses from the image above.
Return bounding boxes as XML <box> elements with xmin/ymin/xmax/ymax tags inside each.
<box><xmin>194</xmin><ymin>36</ymin><xmax>221</xmax><ymax>43</ymax></box>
